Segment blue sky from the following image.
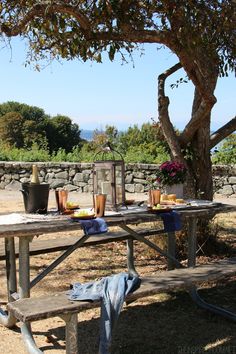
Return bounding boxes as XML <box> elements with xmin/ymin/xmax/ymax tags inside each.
<box><xmin>0</xmin><ymin>37</ymin><xmax>235</xmax><ymax>132</ymax></box>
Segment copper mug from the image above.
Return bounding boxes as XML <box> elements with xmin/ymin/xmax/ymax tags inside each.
<box><xmin>149</xmin><ymin>189</ymin><xmax>161</xmax><ymax>207</ymax></box>
<box><xmin>55</xmin><ymin>189</ymin><xmax>68</xmax><ymax>212</ymax></box>
<box><xmin>94</xmin><ymin>194</ymin><xmax>106</xmax><ymax>217</ymax></box>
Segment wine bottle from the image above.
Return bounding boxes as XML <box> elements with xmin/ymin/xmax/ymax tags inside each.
<box><xmin>31</xmin><ymin>164</ymin><xmax>40</xmax><ymax>184</ymax></box>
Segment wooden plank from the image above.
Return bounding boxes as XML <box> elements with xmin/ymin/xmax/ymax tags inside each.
<box><xmin>0</xmin><ymin>228</ymin><xmax>163</xmax><ymax>260</ymax></box>
<box><xmin>8</xmin><ymin>258</ymin><xmax>236</xmax><ymax>323</ymax></box>
<box><xmin>0</xmin><ymin>204</ymin><xmax>235</xmax><ymax>239</ymax></box>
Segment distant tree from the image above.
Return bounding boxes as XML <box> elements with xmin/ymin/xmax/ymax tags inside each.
<box><xmin>0</xmin><ymin>101</ymin><xmax>48</xmax><ymax>125</ymax></box>
<box><xmin>119</xmin><ymin>125</ymin><xmax>142</xmax><ymax>153</ymax></box>
<box><xmin>212</xmin><ymin>134</ymin><xmax>236</xmax><ymax>165</ymax></box>
<box><xmin>91</xmin><ymin>125</ymin><xmax>119</xmax><ymax>152</ymax></box>
<box><xmin>119</xmin><ymin>123</ymin><xmax>170</xmax><ymax>159</ymax></box>
<box><xmin>0</xmin><ymin>101</ymin><xmax>48</xmax><ymax>148</ymax></box>
<box><xmin>0</xmin><ymin>112</ymin><xmax>24</xmax><ymax>147</ymax></box>
<box><xmin>46</xmin><ymin>115</ymin><xmax>81</xmax><ymax>152</ymax></box>
<box><xmin>0</xmin><ymin>102</ymin><xmax>82</xmax><ymax>152</ymax></box>
<box><xmin>22</xmin><ymin>120</ymin><xmax>48</xmax><ymax>149</ymax></box>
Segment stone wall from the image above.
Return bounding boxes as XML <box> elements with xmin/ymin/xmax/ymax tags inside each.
<box><xmin>0</xmin><ymin>161</ymin><xmax>235</xmax><ymax>197</ymax></box>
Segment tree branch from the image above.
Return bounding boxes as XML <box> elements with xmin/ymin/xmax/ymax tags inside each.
<box><xmin>157</xmin><ymin>62</ymin><xmax>185</xmax><ymax>161</ymax></box>
<box><xmin>1</xmin><ymin>4</ymin><xmax>91</xmax><ymax>36</ymax></box>
<box><xmin>210</xmin><ymin>116</ymin><xmax>236</xmax><ymax>148</ymax></box>
<box><xmin>179</xmin><ymin>82</ymin><xmax>217</xmax><ymax>146</ymax></box>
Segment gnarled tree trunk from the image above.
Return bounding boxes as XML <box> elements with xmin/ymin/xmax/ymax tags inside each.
<box><xmin>157</xmin><ymin>63</ymin><xmax>219</xmax><ymax>200</ymax></box>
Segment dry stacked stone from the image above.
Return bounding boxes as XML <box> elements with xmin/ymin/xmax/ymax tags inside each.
<box><xmin>0</xmin><ymin>162</ymin><xmax>235</xmax><ymax>197</ymax></box>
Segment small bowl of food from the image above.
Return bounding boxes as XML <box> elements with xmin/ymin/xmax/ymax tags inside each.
<box><xmin>71</xmin><ymin>209</ymin><xmax>95</xmax><ymax>220</ymax></box>
<box><xmin>66</xmin><ymin>201</ymin><xmax>80</xmax><ymax>210</ymax></box>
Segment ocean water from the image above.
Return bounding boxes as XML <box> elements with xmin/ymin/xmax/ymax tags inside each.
<box><xmin>80</xmin><ymin>129</ymin><xmax>94</xmax><ymax>141</ymax></box>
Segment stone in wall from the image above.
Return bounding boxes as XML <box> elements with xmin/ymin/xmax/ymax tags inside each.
<box><xmin>218</xmin><ymin>185</ymin><xmax>234</xmax><ymax>195</ymax></box>
<box><xmin>229</xmin><ymin>176</ymin><xmax>236</xmax><ymax>184</ymax></box>
<box><xmin>83</xmin><ymin>185</ymin><xmax>93</xmax><ymax>193</ymax></box>
<box><xmin>55</xmin><ymin>171</ymin><xmax>68</xmax><ymax>179</ymax></box>
<box><xmin>20</xmin><ymin>177</ymin><xmax>29</xmax><ymax>183</ymax></box>
<box><xmin>125</xmin><ymin>184</ymin><xmax>135</xmax><ymax>193</ymax></box>
<box><xmin>82</xmin><ymin>172</ymin><xmax>91</xmax><ymax>183</ymax></box>
<box><xmin>5</xmin><ymin>180</ymin><xmax>21</xmax><ymax>191</ymax></box>
<box><xmin>133</xmin><ymin>178</ymin><xmax>148</xmax><ymax>185</ymax></box>
<box><xmin>65</xmin><ymin>184</ymin><xmax>78</xmax><ymax>192</ymax></box>
<box><xmin>134</xmin><ymin>183</ymin><xmax>144</xmax><ymax>193</ymax></box>
<box><xmin>45</xmin><ymin>172</ymin><xmax>55</xmax><ymax>183</ymax></box>
<box><xmin>73</xmin><ymin>173</ymin><xmax>84</xmax><ymax>183</ymax></box>
<box><xmin>50</xmin><ymin>179</ymin><xmax>67</xmax><ymax>189</ymax></box>
<box><xmin>88</xmin><ymin>178</ymin><xmax>93</xmax><ymax>185</ymax></box>
<box><xmin>133</xmin><ymin>171</ymin><xmax>145</xmax><ymax>179</ymax></box>
<box><xmin>125</xmin><ymin>174</ymin><xmax>133</xmax><ymax>183</ymax></box>
<box><xmin>40</xmin><ymin>170</ymin><xmax>46</xmax><ymax>178</ymax></box>
<box><xmin>69</xmin><ymin>169</ymin><xmax>76</xmax><ymax>177</ymax></box>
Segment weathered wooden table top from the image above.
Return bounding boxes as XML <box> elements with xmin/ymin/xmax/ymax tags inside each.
<box><xmin>0</xmin><ymin>202</ymin><xmax>235</xmax><ymax>238</ymax></box>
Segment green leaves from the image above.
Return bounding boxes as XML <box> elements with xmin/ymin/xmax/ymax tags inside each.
<box><xmin>0</xmin><ymin>0</ymin><xmax>235</xmax><ymax>76</ymax></box>
<box><xmin>170</xmin><ymin>76</ymin><xmax>188</xmax><ymax>89</ymax></box>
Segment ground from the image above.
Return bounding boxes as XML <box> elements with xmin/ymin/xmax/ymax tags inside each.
<box><xmin>0</xmin><ymin>190</ymin><xmax>235</xmax><ymax>354</ymax></box>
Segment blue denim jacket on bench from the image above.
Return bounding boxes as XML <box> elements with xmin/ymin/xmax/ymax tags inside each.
<box><xmin>68</xmin><ymin>272</ymin><xmax>141</xmax><ymax>354</ymax></box>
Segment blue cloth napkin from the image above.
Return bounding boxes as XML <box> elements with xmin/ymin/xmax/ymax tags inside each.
<box><xmin>160</xmin><ymin>210</ymin><xmax>182</xmax><ymax>232</ymax></box>
<box><xmin>79</xmin><ymin>217</ymin><xmax>108</xmax><ymax>235</ymax></box>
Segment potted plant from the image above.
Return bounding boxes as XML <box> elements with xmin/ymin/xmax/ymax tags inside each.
<box><xmin>157</xmin><ymin>160</ymin><xmax>187</xmax><ymax>198</ymax></box>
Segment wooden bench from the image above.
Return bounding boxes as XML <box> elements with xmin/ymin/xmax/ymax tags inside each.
<box><xmin>0</xmin><ymin>227</ymin><xmax>164</xmax><ymax>260</ymax></box>
<box><xmin>7</xmin><ymin>258</ymin><xmax>236</xmax><ymax>354</ymax></box>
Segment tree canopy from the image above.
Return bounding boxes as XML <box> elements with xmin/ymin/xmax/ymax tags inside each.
<box><xmin>0</xmin><ymin>1</ymin><xmax>235</xmax><ymax>198</ymax></box>
<box><xmin>0</xmin><ymin>101</ymin><xmax>82</xmax><ymax>152</ymax></box>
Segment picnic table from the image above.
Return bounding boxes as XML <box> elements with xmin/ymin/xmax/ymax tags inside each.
<box><xmin>0</xmin><ymin>201</ymin><xmax>236</xmax><ymax>354</ymax></box>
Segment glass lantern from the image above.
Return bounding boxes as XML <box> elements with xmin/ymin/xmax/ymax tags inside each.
<box><xmin>93</xmin><ymin>144</ymin><xmax>126</xmax><ymax>210</ymax></box>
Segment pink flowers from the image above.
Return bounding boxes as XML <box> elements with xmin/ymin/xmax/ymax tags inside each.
<box><xmin>157</xmin><ymin>161</ymin><xmax>186</xmax><ymax>186</ymax></box>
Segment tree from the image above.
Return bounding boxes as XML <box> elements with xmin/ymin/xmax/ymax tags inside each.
<box><xmin>1</xmin><ymin>1</ymin><xmax>236</xmax><ymax>198</ymax></box>
<box><xmin>22</xmin><ymin>119</ymin><xmax>48</xmax><ymax>149</ymax></box>
<box><xmin>0</xmin><ymin>101</ymin><xmax>49</xmax><ymax>148</ymax></box>
<box><xmin>119</xmin><ymin>122</ymin><xmax>170</xmax><ymax>162</ymax></box>
<box><xmin>212</xmin><ymin>134</ymin><xmax>236</xmax><ymax>165</ymax></box>
<box><xmin>0</xmin><ymin>112</ymin><xmax>24</xmax><ymax>147</ymax></box>
<box><xmin>46</xmin><ymin>114</ymin><xmax>81</xmax><ymax>152</ymax></box>
<box><xmin>0</xmin><ymin>102</ymin><xmax>82</xmax><ymax>151</ymax></box>
<box><xmin>0</xmin><ymin>101</ymin><xmax>48</xmax><ymax>125</ymax></box>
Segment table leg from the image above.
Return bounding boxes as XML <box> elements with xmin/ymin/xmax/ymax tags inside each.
<box><xmin>167</xmin><ymin>232</ymin><xmax>176</xmax><ymax>270</ymax></box>
<box><xmin>61</xmin><ymin>314</ymin><xmax>79</xmax><ymax>354</ymax></box>
<box><xmin>189</xmin><ymin>288</ymin><xmax>236</xmax><ymax>322</ymax></box>
<box><xmin>0</xmin><ymin>237</ymin><xmax>17</xmax><ymax>328</ymax></box>
<box><xmin>19</xmin><ymin>237</ymin><xmax>43</xmax><ymax>354</ymax></box>
<box><xmin>121</xmin><ymin>224</ymin><xmax>183</xmax><ymax>269</ymax></box>
<box><xmin>5</xmin><ymin>237</ymin><xmax>17</xmax><ymax>302</ymax></box>
<box><xmin>126</xmin><ymin>239</ymin><xmax>139</xmax><ymax>276</ymax></box>
<box><xmin>187</xmin><ymin>217</ymin><xmax>236</xmax><ymax>321</ymax></box>
<box><xmin>187</xmin><ymin>217</ymin><xmax>197</xmax><ymax>267</ymax></box>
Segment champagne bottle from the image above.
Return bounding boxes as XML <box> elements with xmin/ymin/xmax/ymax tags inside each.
<box><xmin>31</xmin><ymin>164</ymin><xmax>40</xmax><ymax>184</ymax></box>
